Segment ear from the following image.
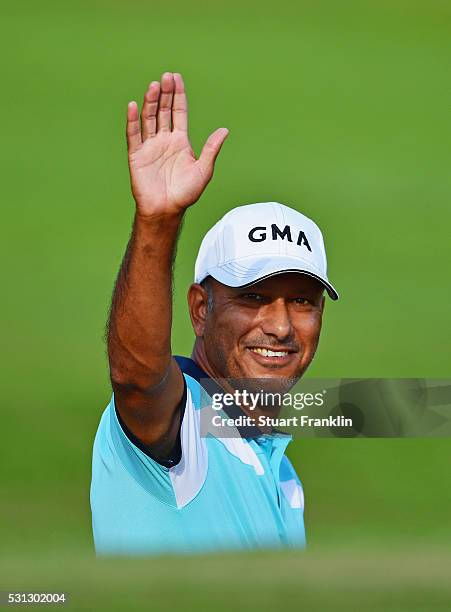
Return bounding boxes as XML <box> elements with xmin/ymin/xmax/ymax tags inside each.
<box><xmin>188</xmin><ymin>283</ymin><xmax>210</xmax><ymax>337</ymax></box>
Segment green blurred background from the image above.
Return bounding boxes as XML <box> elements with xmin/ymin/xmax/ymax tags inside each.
<box><xmin>1</xmin><ymin>0</ymin><xmax>450</xmax><ymax>609</ymax></box>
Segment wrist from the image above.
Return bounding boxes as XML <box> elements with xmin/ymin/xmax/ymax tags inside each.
<box><xmin>134</xmin><ymin>208</ymin><xmax>185</xmax><ymax>226</ymax></box>
<box><xmin>132</xmin><ymin>208</ymin><xmax>185</xmax><ymax>248</ymax></box>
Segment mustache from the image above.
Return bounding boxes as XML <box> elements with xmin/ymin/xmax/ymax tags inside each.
<box><xmin>245</xmin><ymin>337</ymin><xmax>300</xmax><ymax>352</ymax></box>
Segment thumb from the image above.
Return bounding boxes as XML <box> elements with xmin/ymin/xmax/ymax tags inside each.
<box><xmin>197</xmin><ymin>128</ymin><xmax>229</xmax><ymax>178</ymax></box>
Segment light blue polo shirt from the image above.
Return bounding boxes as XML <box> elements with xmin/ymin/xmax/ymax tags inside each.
<box><xmin>90</xmin><ymin>360</ymin><xmax>306</xmax><ymax>555</ymax></box>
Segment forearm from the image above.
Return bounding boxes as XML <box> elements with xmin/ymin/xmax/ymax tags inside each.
<box><xmin>107</xmin><ymin>210</ymin><xmax>184</xmax><ymax>390</ymax></box>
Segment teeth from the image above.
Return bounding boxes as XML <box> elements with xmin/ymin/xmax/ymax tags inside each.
<box><xmin>250</xmin><ymin>348</ymin><xmax>289</xmax><ymax>357</ymax></box>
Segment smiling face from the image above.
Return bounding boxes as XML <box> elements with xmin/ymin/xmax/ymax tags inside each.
<box><xmin>188</xmin><ymin>272</ymin><xmax>326</xmax><ymax>388</ymax></box>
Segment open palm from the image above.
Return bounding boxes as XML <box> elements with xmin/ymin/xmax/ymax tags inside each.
<box><xmin>126</xmin><ymin>72</ymin><xmax>228</xmax><ymax>216</ymax></box>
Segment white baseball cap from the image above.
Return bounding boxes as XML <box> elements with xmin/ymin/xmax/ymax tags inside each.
<box><xmin>194</xmin><ymin>202</ymin><xmax>339</xmax><ymax>300</ymax></box>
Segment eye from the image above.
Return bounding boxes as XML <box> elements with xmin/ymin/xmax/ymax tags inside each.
<box><xmin>292</xmin><ymin>297</ymin><xmax>310</xmax><ymax>305</ymax></box>
<box><xmin>241</xmin><ymin>293</ymin><xmax>265</xmax><ymax>302</ymax></box>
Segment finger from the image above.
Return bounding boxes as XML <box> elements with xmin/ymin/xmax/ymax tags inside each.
<box><xmin>172</xmin><ymin>73</ymin><xmax>188</xmax><ymax>132</ymax></box>
<box><xmin>141</xmin><ymin>81</ymin><xmax>160</xmax><ymax>139</ymax></box>
<box><xmin>157</xmin><ymin>72</ymin><xmax>175</xmax><ymax>132</ymax></box>
<box><xmin>126</xmin><ymin>101</ymin><xmax>142</xmax><ymax>154</ymax></box>
<box><xmin>197</xmin><ymin>128</ymin><xmax>229</xmax><ymax>178</ymax></box>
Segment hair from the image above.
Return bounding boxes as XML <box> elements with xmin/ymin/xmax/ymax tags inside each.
<box><xmin>200</xmin><ymin>276</ymin><xmax>215</xmax><ymax>313</ymax></box>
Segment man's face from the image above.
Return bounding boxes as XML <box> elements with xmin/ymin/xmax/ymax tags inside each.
<box><xmin>189</xmin><ymin>272</ymin><xmax>325</xmax><ymax>387</ymax></box>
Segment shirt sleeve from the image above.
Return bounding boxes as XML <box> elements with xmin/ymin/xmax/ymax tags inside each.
<box><xmin>92</xmin><ymin>373</ymin><xmax>207</xmax><ymax>508</ymax></box>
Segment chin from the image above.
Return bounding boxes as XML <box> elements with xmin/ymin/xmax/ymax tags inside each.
<box><xmin>233</xmin><ymin>363</ymin><xmax>303</xmax><ymax>395</ymax></box>
<box><xmin>238</xmin><ymin>376</ymin><xmax>298</xmax><ymax>396</ymax></box>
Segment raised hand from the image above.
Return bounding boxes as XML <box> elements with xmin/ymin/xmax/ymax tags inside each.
<box><xmin>126</xmin><ymin>72</ymin><xmax>228</xmax><ymax>218</ymax></box>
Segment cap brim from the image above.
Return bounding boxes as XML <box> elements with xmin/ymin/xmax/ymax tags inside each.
<box><xmin>206</xmin><ymin>257</ymin><xmax>339</xmax><ymax>300</ymax></box>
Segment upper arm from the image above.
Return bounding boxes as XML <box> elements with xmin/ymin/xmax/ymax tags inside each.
<box><xmin>111</xmin><ymin>357</ymin><xmax>186</xmax><ymax>461</ymax></box>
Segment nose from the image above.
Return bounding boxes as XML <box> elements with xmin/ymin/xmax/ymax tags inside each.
<box><xmin>259</xmin><ymin>298</ymin><xmax>293</xmax><ymax>341</ymax></box>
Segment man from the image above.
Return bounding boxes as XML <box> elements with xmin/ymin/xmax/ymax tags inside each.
<box><xmin>90</xmin><ymin>72</ymin><xmax>339</xmax><ymax>555</ymax></box>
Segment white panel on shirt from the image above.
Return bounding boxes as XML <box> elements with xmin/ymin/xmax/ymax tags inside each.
<box><xmin>280</xmin><ymin>479</ymin><xmax>305</xmax><ymax>510</ymax></box>
<box><xmin>169</xmin><ymin>385</ymin><xmax>208</xmax><ymax>509</ymax></box>
<box><xmin>169</xmin><ymin>379</ymin><xmax>264</xmax><ymax>509</ymax></box>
